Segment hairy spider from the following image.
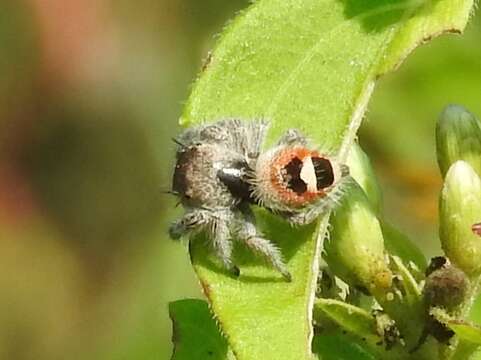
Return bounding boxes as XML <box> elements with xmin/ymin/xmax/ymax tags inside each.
<box><xmin>169</xmin><ymin>119</ymin><xmax>349</xmax><ymax>281</ymax></box>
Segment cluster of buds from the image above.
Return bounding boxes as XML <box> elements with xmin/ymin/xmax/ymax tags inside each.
<box><xmin>316</xmin><ymin>105</ymin><xmax>481</xmax><ymax>358</ymax></box>
<box><xmin>437</xmin><ymin>105</ymin><xmax>481</xmax><ymax>276</ymax></box>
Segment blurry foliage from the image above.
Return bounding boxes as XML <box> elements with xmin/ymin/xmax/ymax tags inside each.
<box><xmin>364</xmin><ymin>13</ymin><xmax>481</xmax><ymax>253</ymax></box>
<box><xmin>0</xmin><ymin>0</ymin><xmax>480</xmax><ymax>359</ymax></box>
<box><xmin>0</xmin><ymin>1</ymin><xmax>249</xmax><ymax>359</ymax></box>
<box><xmin>22</xmin><ymin>98</ymin><xmax>163</xmax><ymax>265</ymax></box>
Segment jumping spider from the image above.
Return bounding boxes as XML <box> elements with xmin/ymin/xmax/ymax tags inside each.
<box><xmin>169</xmin><ymin>119</ymin><xmax>349</xmax><ymax>281</ymax></box>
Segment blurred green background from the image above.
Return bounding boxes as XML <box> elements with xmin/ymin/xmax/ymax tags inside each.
<box><xmin>0</xmin><ymin>1</ymin><xmax>479</xmax><ymax>359</ymax></box>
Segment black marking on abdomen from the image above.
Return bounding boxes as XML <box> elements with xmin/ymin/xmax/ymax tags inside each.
<box><xmin>283</xmin><ymin>157</ymin><xmax>307</xmax><ymax>195</ymax></box>
<box><xmin>312</xmin><ymin>157</ymin><xmax>334</xmax><ymax>189</ymax></box>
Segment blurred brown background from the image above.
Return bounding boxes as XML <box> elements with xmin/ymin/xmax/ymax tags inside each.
<box><xmin>0</xmin><ymin>1</ymin><xmax>480</xmax><ymax>359</ymax></box>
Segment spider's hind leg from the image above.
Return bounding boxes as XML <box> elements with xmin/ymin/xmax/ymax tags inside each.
<box><xmin>283</xmin><ymin>205</ymin><xmax>327</xmax><ymax>226</ymax></box>
<box><xmin>277</xmin><ymin>129</ymin><xmax>308</xmax><ymax>147</ymax></box>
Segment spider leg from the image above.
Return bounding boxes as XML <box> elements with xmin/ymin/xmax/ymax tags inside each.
<box><xmin>241</xmin><ymin>120</ymin><xmax>269</xmax><ymax>163</ymax></box>
<box><xmin>211</xmin><ymin>214</ymin><xmax>240</xmax><ymax>277</ymax></box>
<box><xmin>175</xmin><ymin>120</ymin><xmax>236</xmax><ymax>147</ymax></box>
<box><xmin>235</xmin><ymin>208</ymin><xmax>291</xmax><ymax>281</ymax></box>
<box><xmin>170</xmin><ymin>209</ymin><xmax>240</xmax><ymax>276</ymax></box>
<box><xmin>175</xmin><ymin>126</ymin><xmax>202</xmax><ymax>147</ymax></box>
<box><xmin>276</xmin><ymin>129</ymin><xmax>308</xmax><ymax>146</ymax></box>
<box><xmin>169</xmin><ymin>209</ymin><xmax>211</xmax><ymax>240</ymax></box>
<box><xmin>283</xmin><ymin>183</ymin><xmax>348</xmax><ymax>226</ymax></box>
<box><xmin>199</xmin><ymin>123</ymin><xmax>230</xmax><ymax>144</ymax></box>
<box><xmin>284</xmin><ymin>204</ymin><xmax>330</xmax><ymax>226</ymax></box>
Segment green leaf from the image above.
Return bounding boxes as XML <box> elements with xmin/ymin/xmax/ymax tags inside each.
<box><xmin>390</xmin><ymin>255</ymin><xmax>422</xmax><ymax>305</ymax></box>
<box><xmin>346</xmin><ymin>143</ymin><xmax>384</xmax><ymax>214</ymax></box>
<box><xmin>449</xmin><ymin>321</ymin><xmax>481</xmax><ymax>345</ymax></box>
<box><xmin>451</xmin><ymin>342</ymin><xmax>481</xmax><ymax>360</ymax></box>
<box><xmin>190</xmin><ymin>216</ymin><xmax>322</xmax><ymax>360</ymax></box>
<box><xmin>381</xmin><ymin>221</ymin><xmax>427</xmax><ymax>272</ymax></box>
<box><xmin>431</xmin><ymin>307</ymin><xmax>481</xmax><ymax>359</ymax></box>
<box><xmin>470</xmin><ymin>292</ymin><xmax>481</xmax><ymax>324</ymax></box>
<box><xmin>169</xmin><ymin>299</ymin><xmax>235</xmax><ymax>360</ymax></box>
<box><xmin>312</xmin><ymin>332</ymin><xmax>377</xmax><ymax>360</ymax></box>
<box><xmin>314</xmin><ymin>298</ymin><xmax>380</xmax><ymax>344</ymax></box>
<box><xmin>181</xmin><ymin>0</ymin><xmax>474</xmax><ymax>359</ymax></box>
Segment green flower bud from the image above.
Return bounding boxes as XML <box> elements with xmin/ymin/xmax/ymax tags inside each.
<box><xmin>440</xmin><ymin>161</ymin><xmax>481</xmax><ymax>276</ymax></box>
<box><xmin>346</xmin><ymin>143</ymin><xmax>383</xmax><ymax>214</ymax></box>
<box><xmin>325</xmin><ymin>183</ymin><xmax>391</xmax><ymax>294</ymax></box>
<box><xmin>436</xmin><ymin>104</ymin><xmax>481</xmax><ymax>177</ymax></box>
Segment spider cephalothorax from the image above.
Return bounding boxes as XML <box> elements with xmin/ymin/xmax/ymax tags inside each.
<box><xmin>169</xmin><ymin>119</ymin><xmax>349</xmax><ymax>281</ymax></box>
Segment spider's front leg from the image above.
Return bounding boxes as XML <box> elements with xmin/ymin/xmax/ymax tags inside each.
<box><xmin>170</xmin><ymin>208</ymin><xmax>240</xmax><ymax>277</ymax></box>
<box><xmin>235</xmin><ymin>208</ymin><xmax>291</xmax><ymax>281</ymax></box>
<box><xmin>210</xmin><ymin>212</ymin><xmax>240</xmax><ymax>277</ymax></box>
<box><xmin>169</xmin><ymin>209</ymin><xmax>211</xmax><ymax>240</ymax></box>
